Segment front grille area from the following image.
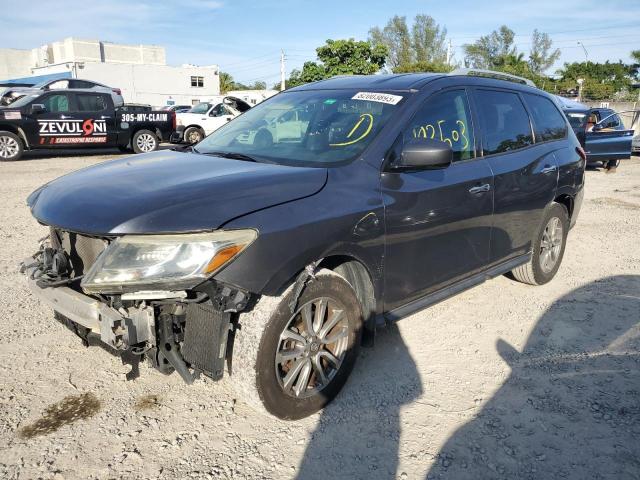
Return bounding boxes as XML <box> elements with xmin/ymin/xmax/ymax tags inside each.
<box><xmin>52</xmin><ymin>227</ymin><xmax>107</xmax><ymax>277</ymax></box>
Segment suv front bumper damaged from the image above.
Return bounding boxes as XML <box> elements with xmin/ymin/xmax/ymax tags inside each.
<box><xmin>21</xmin><ymin>258</ymin><xmax>236</xmax><ymax>384</ymax></box>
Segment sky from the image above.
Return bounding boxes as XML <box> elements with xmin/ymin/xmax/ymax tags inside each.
<box><xmin>0</xmin><ymin>0</ymin><xmax>638</xmax><ymax>87</ymax></box>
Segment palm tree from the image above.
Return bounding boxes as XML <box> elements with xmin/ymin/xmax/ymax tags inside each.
<box><xmin>219</xmin><ymin>72</ymin><xmax>235</xmax><ymax>94</ymax></box>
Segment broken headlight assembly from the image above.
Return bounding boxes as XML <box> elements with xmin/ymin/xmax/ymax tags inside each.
<box><xmin>80</xmin><ymin>229</ymin><xmax>257</xmax><ymax>294</ymax></box>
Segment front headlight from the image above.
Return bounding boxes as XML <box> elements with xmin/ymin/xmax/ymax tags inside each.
<box><xmin>81</xmin><ymin>230</ymin><xmax>257</xmax><ymax>293</ymax></box>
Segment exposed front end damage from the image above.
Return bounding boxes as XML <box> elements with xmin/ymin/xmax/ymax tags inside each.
<box><xmin>21</xmin><ymin>228</ymin><xmax>252</xmax><ymax>384</ymax></box>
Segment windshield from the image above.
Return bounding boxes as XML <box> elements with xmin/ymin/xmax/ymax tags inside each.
<box><xmin>189</xmin><ymin>102</ymin><xmax>213</xmax><ymax>114</ymax></box>
<box><xmin>196</xmin><ymin>89</ymin><xmax>403</xmax><ymax>167</ymax></box>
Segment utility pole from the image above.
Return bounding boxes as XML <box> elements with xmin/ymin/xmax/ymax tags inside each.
<box><xmin>577</xmin><ymin>41</ymin><xmax>589</xmax><ymax>62</ymax></box>
<box><xmin>280</xmin><ymin>50</ymin><xmax>286</xmax><ymax>91</ymax></box>
<box><xmin>446</xmin><ymin>40</ymin><xmax>452</xmax><ymax>66</ymax></box>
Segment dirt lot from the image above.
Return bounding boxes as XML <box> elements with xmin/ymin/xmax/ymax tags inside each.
<box><xmin>1</xmin><ymin>152</ymin><xmax>639</xmax><ymax>480</ymax></box>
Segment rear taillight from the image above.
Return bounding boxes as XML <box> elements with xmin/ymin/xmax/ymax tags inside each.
<box><xmin>576</xmin><ymin>146</ymin><xmax>587</xmax><ymax>162</ymax></box>
<box><xmin>112</xmin><ymin>88</ymin><xmax>122</xmax><ymax>96</ymax></box>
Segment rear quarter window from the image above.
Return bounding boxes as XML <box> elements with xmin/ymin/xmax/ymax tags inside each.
<box><xmin>522</xmin><ymin>93</ymin><xmax>568</xmax><ymax>142</ymax></box>
<box><xmin>474</xmin><ymin>90</ymin><xmax>533</xmax><ymax>155</ymax></box>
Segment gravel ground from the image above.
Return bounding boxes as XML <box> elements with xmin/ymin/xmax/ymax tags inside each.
<box><xmin>0</xmin><ymin>152</ymin><xmax>639</xmax><ymax>480</ymax></box>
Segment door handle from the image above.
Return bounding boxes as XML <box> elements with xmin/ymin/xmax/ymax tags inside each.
<box><xmin>469</xmin><ymin>184</ymin><xmax>491</xmax><ymax>194</ymax></box>
<box><xmin>59</xmin><ymin>115</ymin><xmax>70</xmax><ymax>119</ymax></box>
<box><xmin>100</xmin><ymin>115</ymin><xmax>112</xmax><ymax>120</ymax></box>
<box><xmin>541</xmin><ymin>165</ymin><xmax>557</xmax><ymax>174</ymax></box>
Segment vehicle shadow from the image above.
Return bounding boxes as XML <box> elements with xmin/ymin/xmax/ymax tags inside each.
<box><xmin>296</xmin><ymin>323</ymin><xmax>422</xmax><ymax>479</ymax></box>
<box><xmin>425</xmin><ymin>275</ymin><xmax>640</xmax><ymax>480</ymax></box>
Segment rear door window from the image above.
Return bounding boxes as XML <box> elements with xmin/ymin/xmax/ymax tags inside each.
<box><xmin>76</xmin><ymin>94</ymin><xmax>107</xmax><ymax>112</ymax></box>
<box><xmin>522</xmin><ymin>93</ymin><xmax>568</xmax><ymax>142</ymax></box>
<box><xmin>474</xmin><ymin>90</ymin><xmax>533</xmax><ymax>155</ymax></box>
<box><xmin>405</xmin><ymin>89</ymin><xmax>475</xmax><ymax>162</ymax></box>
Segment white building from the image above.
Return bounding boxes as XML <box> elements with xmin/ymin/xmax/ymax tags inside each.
<box><xmin>0</xmin><ymin>38</ymin><xmax>220</xmax><ymax>106</ymax></box>
<box><xmin>227</xmin><ymin>89</ymin><xmax>279</xmax><ymax>106</ymax></box>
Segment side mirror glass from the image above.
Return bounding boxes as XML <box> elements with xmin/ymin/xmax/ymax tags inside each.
<box><xmin>30</xmin><ymin>104</ymin><xmax>46</xmax><ymax>115</ymax></box>
<box><xmin>393</xmin><ymin>138</ymin><xmax>453</xmax><ymax>170</ymax></box>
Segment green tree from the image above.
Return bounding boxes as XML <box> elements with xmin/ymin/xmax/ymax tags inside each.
<box><xmin>412</xmin><ymin>14</ymin><xmax>448</xmax><ymax>64</ymax></box>
<box><xmin>463</xmin><ymin>25</ymin><xmax>516</xmax><ymax>69</ymax></box>
<box><xmin>219</xmin><ymin>71</ymin><xmax>235</xmax><ymax>94</ymax></box>
<box><xmin>369</xmin><ymin>15</ymin><xmax>413</xmax><ymax>68</ymax></box>
<box><xmin>557</xmin><ymin>60</ymin><xmax>633</xmax><ymax>91</ymax></box>
<box><xmin>287</xmin><ymin>39</ymin><xmax>388</xmax><ymax>88</ymax></box>
<box><xmin>528</xmin><ymin>30</ymin><xmax>561</xmax><ymax>74</ymax></box>
<box><xmin>369</xmin><ymin>14</ymin><xmax>448</xmax><ymax>70</ymax></box>
<box><xmin>630</xmin><ymin>50</ymin><xmax>640</xmax><ymax>80</ymax></box>
<box><xmin>392</xmin><ymin>60</ymin><xmax>453</xmax><ymax>74</ymax></box>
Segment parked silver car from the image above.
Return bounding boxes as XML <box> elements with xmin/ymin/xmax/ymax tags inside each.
<box><xmin>0</xmin><ymin>78</ymin><xmax>124</xmax><ymax>107</ymax></box>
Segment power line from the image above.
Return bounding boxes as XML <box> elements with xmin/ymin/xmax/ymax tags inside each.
<box><xmin>450</xmin><ymin>21</ymin><xmax>638</xmax><ymax>41</ymax></box>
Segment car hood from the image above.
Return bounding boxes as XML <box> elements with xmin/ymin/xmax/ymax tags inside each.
<box><xmin>28</xmin><ymin>150</ymin><xmax>328</xmax><ymax>235</ymax></box>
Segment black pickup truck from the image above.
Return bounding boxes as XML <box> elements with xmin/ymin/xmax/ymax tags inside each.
<box><xmin>0</xmin><ymin>89</ymin><xmax>175</xmax><ymax>161</ymax></box>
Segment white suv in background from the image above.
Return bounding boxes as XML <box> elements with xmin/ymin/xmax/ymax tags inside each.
<box><xmin>172</xmin><ymin>96</ymin><xmax>251</xmax><ymax>144</ymax></box>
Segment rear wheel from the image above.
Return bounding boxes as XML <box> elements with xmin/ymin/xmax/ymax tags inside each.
<box><xmin>132</xmin><ymin>129</ymin><xmax>158</xmax><ymax>154</ymax></box>
<box><xmin>0</xmin><ymin>131</ymin><xmax>23</xmax><ymax>161</ymax></box>
<box><xmin>184</xmin><ymin>127</ymin><xmax>204</xmax><ymax>144</ymax></box>
<box><xmin>230</xmin><ymin>270</ymin><xmax>363</xmax><ymax>419</ymax></box>
<box><xmin>511</xmin><ymin>202</ymin><xmax>569</xmax><ymax>285</ymax></box>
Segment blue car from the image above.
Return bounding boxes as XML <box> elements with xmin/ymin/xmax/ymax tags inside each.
<box><xmin>556</xmin><ymin>96</ymin><xmax>633</xmax><ymax>170</ymax></box>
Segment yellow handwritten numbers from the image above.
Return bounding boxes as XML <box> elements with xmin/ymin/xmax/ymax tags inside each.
<box><xmin>408</xmin><ymin>90</ymin><xmax>475</xmax><ymax>162</ymax></box>
<box><xmin>412</xmin><ymin>119</ymin><xmax>469</xmax><ymax>150</ymax></box>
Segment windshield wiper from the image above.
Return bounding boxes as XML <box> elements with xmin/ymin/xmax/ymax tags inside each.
<box><xmin>203</xmin><ymin>150</ymin><xmax>259</xmax><ymax>162</ymax></box>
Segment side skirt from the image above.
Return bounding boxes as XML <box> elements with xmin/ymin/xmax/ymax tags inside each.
<box><xmin>381</xmin><ymin>253</ymin><xmax>531</xmax><ymax>324</ymax></box>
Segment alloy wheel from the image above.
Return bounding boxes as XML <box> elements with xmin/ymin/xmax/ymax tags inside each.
<box><xmin>275</xmin><ymin>297</ymin><xmax>350</xmax><ymax>398</ymax></box>
<box><xmin>539</xmin><ymin>216</ymin><xmax>563</xmax><ymax>273</ymax></box>
<box><xmin>0</xmin><ymin>136</ymin><xmax>19</xmax><ymax>159</ymax></box>
<box><xmin>136</xmin><ymin>133</ymin><xmax>156</xmax><ymax>152</ymax></box>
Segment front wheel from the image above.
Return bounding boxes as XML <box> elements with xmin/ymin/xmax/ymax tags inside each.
<box><xmin>0</xmin><ymin>131</ymin><xmax>23</xmax><ymax>161</ymax></box>
<box><xmin>511</xmin><ymin>202</ymin><xmax>569</xmax><ymax>285</ymax></box>
<box><xmin>132</xmin><ymin>129</ymin><xmax>159</xmax><ymax>154</ymax></box>
<box><xmin>231</xmin><ymin>270</ymin><xmax>363</xmax><ymax>419</ymax></box>
<box><xmin>184</xmin><ymin>127</ymin><xmax>204</xmax><ymax>145</ymax></box>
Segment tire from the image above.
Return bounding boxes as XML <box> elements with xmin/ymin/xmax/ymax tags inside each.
<box><xmin>0</xmin><ymin>131</ymin><xmax>23</xmax><ymax>161</ymax></box>
<box><xmin>511</xmin><ymin>202</ymin><xmax>569</xmax><ymax>286</ymax></box>
<box><xmin>132</xmin><ymin>129</ymin><xmax>159</xmax><ymax>154</ymax></box>
<box><xmin>184</xmin><ymin>127</ymin><xmax>204</xmax><ymax>145</ymax></box>
<box><xmin>230</xmin><ymin>269</ymin><xmax>363</xmax><ymax>419</ymax></box>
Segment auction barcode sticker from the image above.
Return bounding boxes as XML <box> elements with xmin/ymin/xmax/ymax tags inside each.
<box><xmin>352</xmin><ymin>92</ymin><xmax>403</xmax><ymax>105</ymax></box>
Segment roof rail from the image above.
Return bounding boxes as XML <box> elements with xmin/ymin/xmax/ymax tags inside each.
<box><xmin>449</xmin><ymin>68</ymin><xmax>536</xmax><ymax>88</ymax></box>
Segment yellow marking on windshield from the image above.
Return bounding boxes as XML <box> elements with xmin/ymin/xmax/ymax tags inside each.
<box><xmin>330</xmin><ymin>113</ymin><xmax>374</xmax><ymax>147</ymax></box>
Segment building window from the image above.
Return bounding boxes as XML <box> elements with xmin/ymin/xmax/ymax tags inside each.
<box><xmin>190</xmin><ymin>76</ymin><xmax>204</xmax><ymax>87</ymax></box>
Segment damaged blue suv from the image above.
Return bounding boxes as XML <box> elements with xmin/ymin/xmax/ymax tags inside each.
<box><xmin>22</xmin><ymin>70</ymin><xmax>586</xmax><ymax>419</ymax></box>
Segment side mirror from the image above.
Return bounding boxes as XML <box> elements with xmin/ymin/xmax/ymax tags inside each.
<box><xmin>394</xmin><ymin>138</ymin><xmax>453</xmax><ymax>170</ymax></box>
<box><xmin>30</xmin><ymin>104</ymin><xmax>46</xmax><ymax>115</ymax></box>
<box><xmin>592</xmin><ymin>123</ymin><xmax>603</xmax><ymax>132</ymax></box>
